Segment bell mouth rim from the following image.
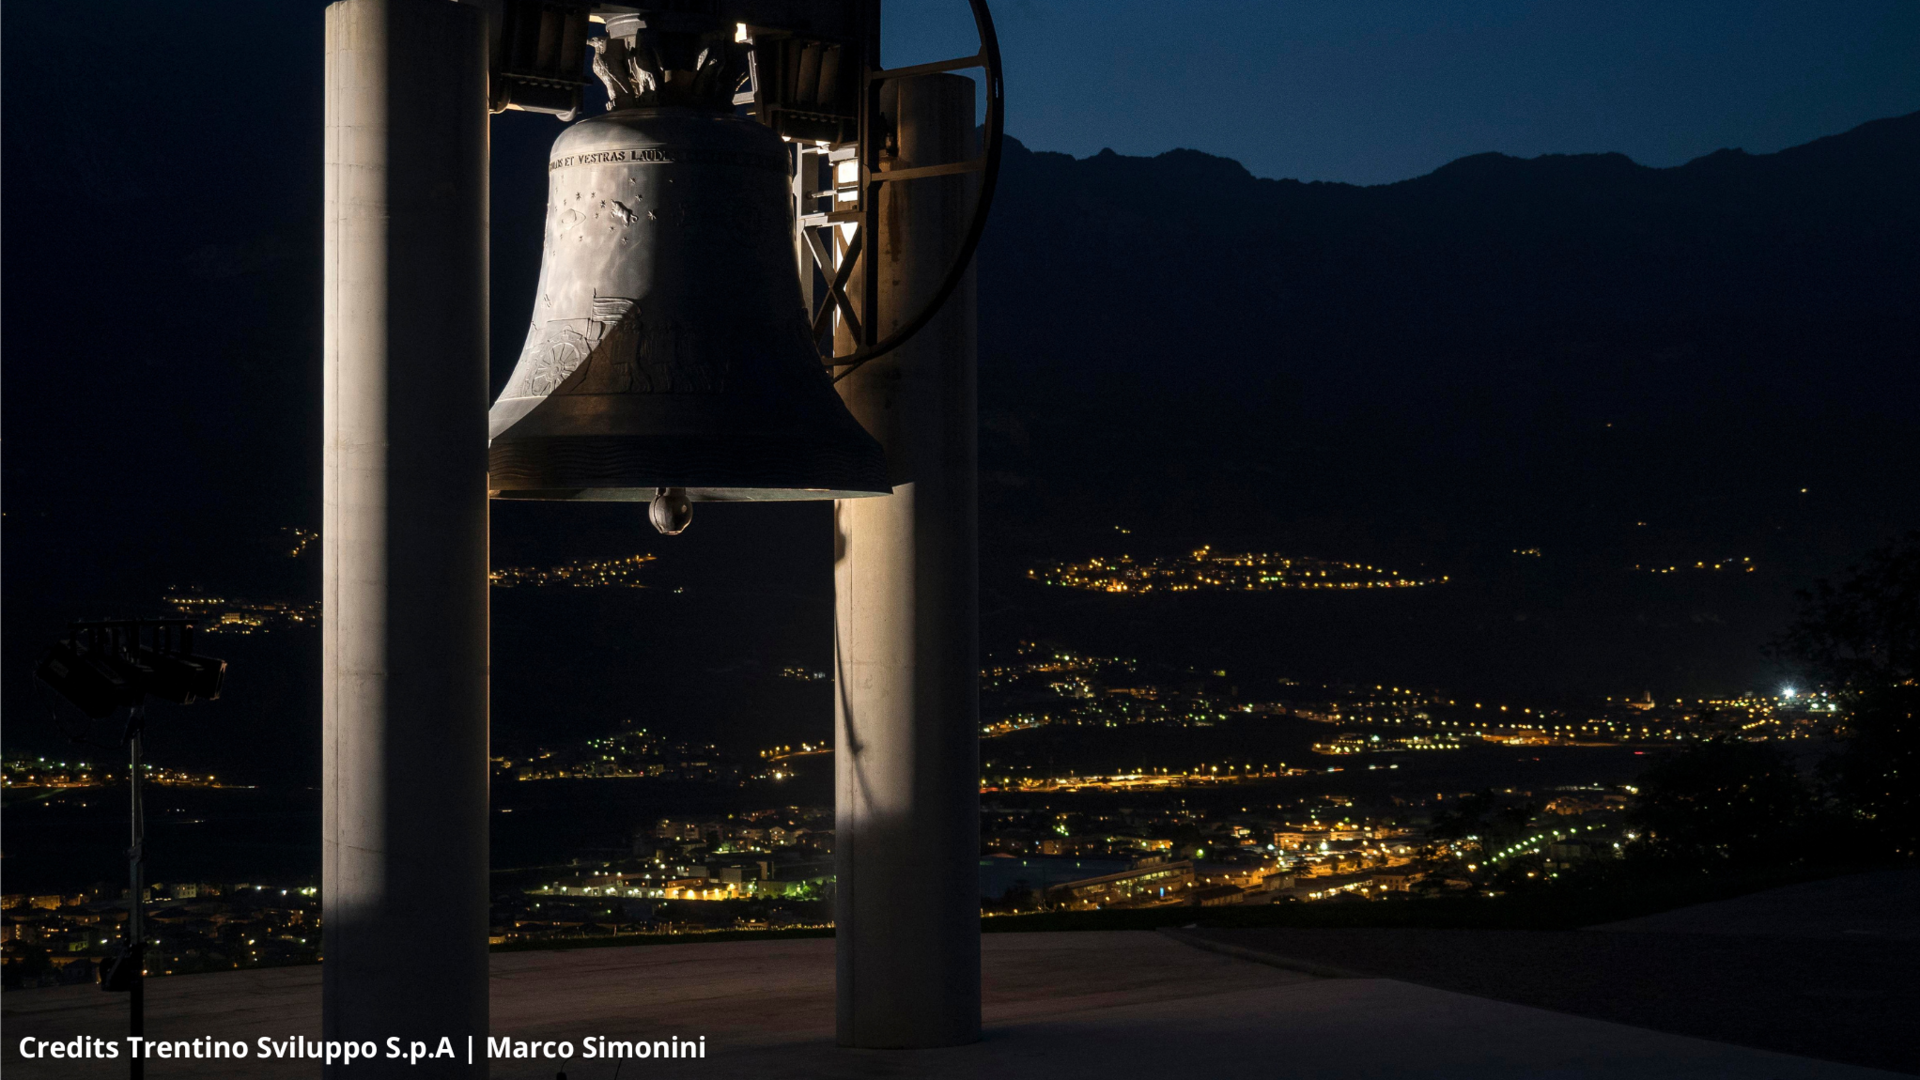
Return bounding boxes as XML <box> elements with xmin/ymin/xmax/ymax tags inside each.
<box><xmin>488</xmin><ymin>486</ymin><xmax>892</xmax><ymax>503</ymax></box>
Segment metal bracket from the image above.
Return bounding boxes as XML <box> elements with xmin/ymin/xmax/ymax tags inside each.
<box><xmin>781</xmin><ymin>0</ymin><xmax>1004</xmax><ymax>380</ymax></box>
<box><xmin>488</xmin><ymin>1</ymin><xmax>594</xmax><ymax>119</ymax></box>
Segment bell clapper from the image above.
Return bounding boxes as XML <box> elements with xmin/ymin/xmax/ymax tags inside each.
<box><xmin>650</xmin><ymin>487</ymin><xmax>692</xmax><ymax>535</ymax></box>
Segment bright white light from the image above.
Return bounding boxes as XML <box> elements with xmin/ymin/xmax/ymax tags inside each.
<box><xmin>1783</xmin><ymin>687</ymin><xmax>1796</xmax><ymax>699</ymax></box>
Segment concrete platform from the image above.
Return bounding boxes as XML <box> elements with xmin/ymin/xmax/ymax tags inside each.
<box><xmin>5</xmin><ymin>931</ymin><xmax>1908</xmax><ymax>1079</ymax></box>
<box><xmin>1589</xmin><ymin>867</ymin><xmax>1920</xmax><ymax>942</ymax></box>
<box><xmin>1173</xmin><ymin>869</ymin><xmax>1920</xmax><ymax>1076</ymax></box>
<box><xmin>1174</xmin><ymin>926</ymin><xmax>1919</xmax><ymax>1075</ymax></box>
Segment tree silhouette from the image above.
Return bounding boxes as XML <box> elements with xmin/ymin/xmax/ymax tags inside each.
<box><xmin>1771</xmin><ymin>531</ymin><xmax>1918</xmax><ymax>691</ymax></box>
<box><xmin>1430</xmin><ymin>790</ymin><xmax>1540</xmax><ymax>877</ymax></box>
<box><xmin>1627</xmin><ymin>741</ymin><xmax>1811</xmax><ymax>868</ymax></box>
<box><xmin>1770</xmin><ymin>531</ymin><xmax>1919</xmax><ymax>857</ymax></box>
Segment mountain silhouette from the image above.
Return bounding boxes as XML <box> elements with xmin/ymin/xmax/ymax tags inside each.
<box><xmin>971</xmin><ymin>113</ymin><xmax>1920</xmax><ymax>571</ymax></box>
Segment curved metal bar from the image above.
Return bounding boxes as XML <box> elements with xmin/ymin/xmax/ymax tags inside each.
<box><xmin>828</xmin><ymin>0</ymin><xmax>1003</xmax><ymax>382</ymax></box>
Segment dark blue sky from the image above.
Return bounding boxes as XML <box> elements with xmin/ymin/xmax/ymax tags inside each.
<box><xmin>887</xmin><ymin>0</ymin><xmax>1920</xmax><ymax>184</ymax></box>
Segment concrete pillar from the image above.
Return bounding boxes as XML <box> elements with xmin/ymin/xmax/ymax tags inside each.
<box><xmin>323</xmin><ymin>1</ymin><xmax>490</xmax><ymax>1074</ymax></box>
<box><xmin>833</xmin><ymin>73</ymin><xmax>981</xmax><ymax>1049</ymax></box>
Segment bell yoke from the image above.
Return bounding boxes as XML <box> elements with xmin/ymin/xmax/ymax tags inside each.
<box><xmin>487</xmin><ymin>12</ymin><xmax>890</xmax><ymax>527</ymax></box>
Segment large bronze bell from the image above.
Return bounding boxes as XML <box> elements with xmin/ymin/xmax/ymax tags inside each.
<box><xmin>488</xmin><ymin>17</ymin><xmax>888</xmax><ymax>524</ymax></box>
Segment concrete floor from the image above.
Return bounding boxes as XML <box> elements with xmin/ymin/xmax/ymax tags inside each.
<box><xmin>5</xmin><ymin>930</ymin><xmax>1908</xmax><ymax>1079</ymax></box>
<box><xmin>1589</xmin><ymin>867</ymin><xmax>1920</xmax><ymax>942</ymax></box>
<box><xmin>1176</xmin><ymin>926</ymin><xmax>1919</xmax><ymax>1074</ymax></box>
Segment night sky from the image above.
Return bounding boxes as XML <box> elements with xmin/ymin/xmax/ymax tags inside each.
<box><xmin>889</xmin><ymin>0</ymin><xmax>1920</xmax><ymax>182</ymax></box>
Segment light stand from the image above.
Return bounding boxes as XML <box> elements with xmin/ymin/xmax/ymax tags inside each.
<box><xmin>34</xmin><ymin>618</ymin><xmax>225</xmax><ymax>1080</ymax></box>
<box><xmin>124</xmin><ymin>704</ymin><xmax>147</xmax><ymax>1080</ymax></box>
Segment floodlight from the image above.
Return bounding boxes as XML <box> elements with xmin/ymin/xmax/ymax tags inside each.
<box><xmin>35</xmin><ymin>640</ymin><xmax>140</xmax><ymax>719</ymax></box>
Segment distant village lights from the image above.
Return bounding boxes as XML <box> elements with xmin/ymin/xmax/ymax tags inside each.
<box><xmin>1031</xmin><ymin>547</ymin><xmax>1445</xmax><ymax>594</ymax></box>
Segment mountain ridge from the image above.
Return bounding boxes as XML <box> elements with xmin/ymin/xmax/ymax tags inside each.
<box><xmin>1033</xmin><ymin>109</ymin><xmax>1920</xmax><ymax>190</ymax></box>
<box><xmin>970</xmin><ymin>109</ymin><xmax>1919</xmax><ymax>565</ymax></box>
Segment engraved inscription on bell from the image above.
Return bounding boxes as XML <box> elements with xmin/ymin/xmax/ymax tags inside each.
<box><xmin>507</xmin><ymin>299</ymin><xmax>748</xmax><ymax>400</ymax></box>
